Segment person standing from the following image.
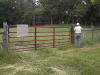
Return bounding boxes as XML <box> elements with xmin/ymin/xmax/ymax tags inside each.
<box><xmin>74</xmin><ymin>22</ymin><xmax>82</xmax><ymax>48</ymax></box>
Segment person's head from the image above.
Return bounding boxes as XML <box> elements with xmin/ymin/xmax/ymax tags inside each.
<box><xmin>76</xmin><ymin>22</ymin><xmax>80</xmax><ymax>26</ymax></box>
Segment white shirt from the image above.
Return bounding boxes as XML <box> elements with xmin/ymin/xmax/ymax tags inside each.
<box><xmin>74</xmin><ymin>26</ymin><xmax>82</xmax><ymax>33</ymax></box>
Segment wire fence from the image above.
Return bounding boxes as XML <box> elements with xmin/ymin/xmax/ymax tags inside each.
<box><xmin>0</xmin><ymin>23</ymin><xmax>100</xmax><ymax>51</ymax></box>
<box><xmin>81</xmin><ymin>26</ymin><xmax>100</xmax><ymax>45</ymax></box>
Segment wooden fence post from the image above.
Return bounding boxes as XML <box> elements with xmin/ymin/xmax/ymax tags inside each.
<box><xmin>2</xmin><ymin>22</ymin><xmax>8</xmax><ymax>51</ymax></box>
<box><xmin>71</xmin><ymin>24</ymin><xmax>75</xmax><ymax>44</ymax></box>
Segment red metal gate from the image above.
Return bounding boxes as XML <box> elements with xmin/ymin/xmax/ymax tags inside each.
<box><xmin>8</xmin><ymin>25</ymin><xmax>72</xmax><ymax>51</ymax></box>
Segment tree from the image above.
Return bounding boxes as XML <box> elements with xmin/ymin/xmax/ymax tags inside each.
<box><xmin>38</xmin><ymin>0</ymin><xmax>80</xmax><ymax>24</ymax></box>
<box><xmin>85</xmin><ymin>0</ymin><xmax>100</xmax><ymax>25</ymax></box>
<box><xmin>71</xmin><ymin>0</ymin><xmax>89</xmax><ymax>23</ymax></box>
<box><xmin>39</xmin><ymin>0</ymin><xmax>61</xmax><ymax>24</ymax></box>
<box><xmin>1</xmin><ymin>0</ymin><xmax>35</xmax><ymax>25</ymax></box>
<box><xmin>21</xmin><ymin>0</ymin><xmax>35</xmax><ymax>25</ymax></box>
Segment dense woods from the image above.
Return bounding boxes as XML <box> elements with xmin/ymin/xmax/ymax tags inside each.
<box><xmin>0</xmin><ymin>0</ymin><xmax>100</xmax><ymax>27</ymax></box>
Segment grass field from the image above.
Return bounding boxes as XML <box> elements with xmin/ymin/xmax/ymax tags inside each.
<box><xmin>0</xmin><ymin>44</ymin><xmax>100</xmax><ymax>75</ymax></box>
<box><xmin>0</xmin><ymin>25</ymin><xmax>100</xmax><ymax>75</ymax></box>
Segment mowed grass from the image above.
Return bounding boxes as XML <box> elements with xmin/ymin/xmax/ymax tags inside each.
<box><xmin>0</xmin><ymin>26</ymin><xmax>100</xmax><ymax>75</ymax></box>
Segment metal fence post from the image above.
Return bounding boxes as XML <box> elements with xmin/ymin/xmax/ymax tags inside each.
<box><xmin>35</xmin><ymin>26</ymin><xmax>37</xmax><ymax>50</ymax></box>
<box><xmin>53</xmin><ymin>27</ymin><xmax>55</xmax><ymax>48</ymax></box>
<box><xmin>71</xmin><ymin>25</ymin><xmax>75</xmax><ymax>44</ymax></box>
<box><xmin>2</xmin><ymin>22</ymin><xmax>8</xmax><ymax>51</ymax></box>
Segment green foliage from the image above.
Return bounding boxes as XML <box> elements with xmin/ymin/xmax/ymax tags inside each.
<box><xmin>0</xmin><ymin>0</ymin><xmax>35</xmax><ymax>25</ymax></box>
<box><xmin>39</xmin><ymin>0</ymin><xmax>61</xmax><ymax>15</ymax></box>
<box><xmin>72</xmin><ymin>1</ymin><xmax>87</xmax><ymax>17</ymax></box>
<box><xmin>91</xmin><ymin>0</ymin><xmax>100</xmax><ymax>3</ymax></box>
<box><xmin>34</xmin><ymin>7</ymin><xmax>45</xmax><ymax>15</ymax></box>
<box><xmin>39</xmin><ymin>0</ymin><xmax>80</xmax><ymax>23</ymax></box>
<box><xmin>0</xmin><ymin>0</ymin><xmax>100</xmax><ymax>25</ymax></box>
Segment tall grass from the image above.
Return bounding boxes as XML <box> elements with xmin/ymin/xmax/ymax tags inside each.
<box><xmin>0</xmin><ymin>49</ymin><xmax>21</xmax><ymax>65</ymax></box>
<box><xmin>0</xmin><ymin>47</ymin><xmax>100</xmax><ymax>75</ymax></box>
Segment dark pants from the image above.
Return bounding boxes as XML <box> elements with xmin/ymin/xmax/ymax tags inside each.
<box><xmin>75</xmin><ymin>33</ymin><xmax>81</xmax><ymax>48</ymax></box>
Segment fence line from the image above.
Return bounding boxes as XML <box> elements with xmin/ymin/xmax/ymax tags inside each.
<box><xmin>1</xmin><ymin>22</ymin><xmax>100</xmax><ymax>51</ymax></box>
<box><xmin>81</xmin><ymin>25</ymin><xmax>100</xmax><ymax>44</ymax></box>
